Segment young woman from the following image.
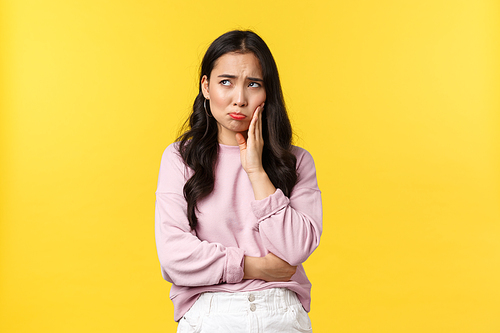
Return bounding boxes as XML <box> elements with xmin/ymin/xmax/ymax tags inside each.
<box><xmin>155</xmin><ymin>30</ymin><xmax>322</xmax><ymax>332</ymax></box>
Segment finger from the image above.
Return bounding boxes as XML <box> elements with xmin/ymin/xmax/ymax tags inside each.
<box><xmin>252</xmin><ymin>106</ymin><xmax>262</xmax><ymax>139</ymax></box>
<box><xmin>255</xmin><ymin>102</ymin><xmax>264</xmax><ymax>140</ymax></box>
<box><xmin>247</xmin><ymin>108</ymin><xmax>258</xmax><ymax>143</ymax></box>
<box><xmin>235</xmin><ymin>132</ymin><xmax>247</xmax><ymax>151</ymax></box>
<box><xmin>255</xmin><ymin>107</ymin><xmax>262</xmax><ymax>142</ymax></box>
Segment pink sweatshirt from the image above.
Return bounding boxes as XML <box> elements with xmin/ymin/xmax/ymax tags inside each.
<box><xmin>155</xmin><ymin>143</ymin><xmax>322</xmax><ymax>321</ymax></box>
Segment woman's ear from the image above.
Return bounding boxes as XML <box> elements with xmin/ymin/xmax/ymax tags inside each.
<box><xmin>201</xmin><ymin>75</ymin><xmax>209</xmax><ymax>99</ymax></box>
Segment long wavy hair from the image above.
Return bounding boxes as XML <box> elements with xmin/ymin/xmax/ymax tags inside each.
<box><xmin>177</xmin><ymin>30</ymin><xmax>297</xmax><ymax>230</ymax></box>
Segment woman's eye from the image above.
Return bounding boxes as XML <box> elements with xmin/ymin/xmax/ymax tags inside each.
<box><xmin>249</xmin><ymin>82</ymin><xmax>261</xmax><ymax>88</ymax></box>
<box><xmin>220</xmin><ymin>80</ymin><xmax>230</xmax><ymax>86</ymax></box>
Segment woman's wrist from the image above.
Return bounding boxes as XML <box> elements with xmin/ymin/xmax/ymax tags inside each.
<box><xmin>248</xmin><ymin>170</ymin><xmax>276</xmax><ymax>200</ymax></box>
<box><xmin>243</xmin><ymin>256</ymin><xmax>263</xmax><ymax>280</ymax></box>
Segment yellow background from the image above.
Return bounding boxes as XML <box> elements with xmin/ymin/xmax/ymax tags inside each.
<box><xmin>1</xmin><ymin>0</ymin><xmax>499</xmax><ymax>332</ymax></box>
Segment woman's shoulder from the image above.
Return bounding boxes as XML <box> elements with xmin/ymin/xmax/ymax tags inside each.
<box><xmin>291</xmin><ymin>145</ymin><xmax>309</xmax><ymax>155</ymax></box>
<box><xmin>157</xmin><ymin>142</ymin><xmax>192</xmax><ymax>192</ymax></box>
<box><xmin>291</xmin><ymin>145</ymin><xmax>315</xmax><ymax>165</ymax></box>
<box><xmin>291</xmin><ymin>146</ymin><xmax>319</xmax><ymax>189</ymax></box>
<box><xmin>159</xmin><ymin>142</ymin><xmax>185</xmax><ymax>170</ymax></box>
<box><xmin>161</xmin><ymin>141</ymin><xmax>181</xmax><ymax>158</ymax></box>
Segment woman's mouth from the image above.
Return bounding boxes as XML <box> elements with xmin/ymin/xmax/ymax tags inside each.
<box><xmin>229</xmin><ymin>113</ymin><xmax>246</xmax><ymax>120</ymax></box>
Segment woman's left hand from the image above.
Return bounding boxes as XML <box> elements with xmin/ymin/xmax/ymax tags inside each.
<box><xmin>236</xmin><ymin>103</ymin><xmax>276</xmax><ymax>200</ymax></box>
<box><xmin>235</xmin><ymin>103</ymin><xmax>265</xmax><ymax>175</ymax></box>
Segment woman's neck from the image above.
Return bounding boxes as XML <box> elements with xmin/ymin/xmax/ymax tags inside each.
<box><xmin>218</xmin><ymin>131</ymin><xmax>247</xmax><ymax>146</ymax></box>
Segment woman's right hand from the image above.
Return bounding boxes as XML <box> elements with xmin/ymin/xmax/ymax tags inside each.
<box><xmin>243</xmin><ymin>253</ymin><xmax>297</xmax><ymax>282</ymax></box>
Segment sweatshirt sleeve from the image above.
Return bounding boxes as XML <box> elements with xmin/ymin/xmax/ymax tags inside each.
<box><xmin>154</xmin><ymin>144</ymin><xmax>245</xmax><ymax>287</ymax></box>
<box><xmin>251</xmin><ymin>147</ymin><xmax>322</xmax><ymax>266</ymax></box>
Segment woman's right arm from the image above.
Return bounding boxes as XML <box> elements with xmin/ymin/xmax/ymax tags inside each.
<box><xmin>156</xmin><ymin>192</ymin><xmax>246</xmax><ymax>287</ymax></box>
<box><xmin>155</xmin><ymin>145</ymin><xmax>246</xmax><ymax>287</ymax></box>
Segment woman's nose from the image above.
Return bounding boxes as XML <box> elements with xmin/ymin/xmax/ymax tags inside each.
<box><xmin>233</xmin><ymin>86</ymin><xmax>247</xmax><ymax>107</ymax></box>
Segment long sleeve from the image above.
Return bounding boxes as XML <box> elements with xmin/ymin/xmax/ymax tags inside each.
<box><xmin>251</xmin><ymin>147</ymin><xmax>322</xmax><ymax>266</ymax></box>
<box><xmin>154</xmin><ymin>144</ymin><xmax>245</xmax><ymax>287</ymax></box>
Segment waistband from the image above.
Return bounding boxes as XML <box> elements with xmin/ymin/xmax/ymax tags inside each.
<box><xmin>190</xmin><ymin>288</ymin><xmax>302</xmax><ymax>315</ymax></box>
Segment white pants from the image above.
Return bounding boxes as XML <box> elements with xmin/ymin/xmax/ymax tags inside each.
<box><xmin>177</xmin><ymin>288</ymin><xmax>312</xmax><ymax>333</ymax></box>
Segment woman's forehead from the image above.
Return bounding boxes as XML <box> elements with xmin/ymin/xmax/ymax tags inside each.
<box><xmin>212</xmin><ymin>52</ymin><xmax>263</xmax><ymax>77</ymax></box>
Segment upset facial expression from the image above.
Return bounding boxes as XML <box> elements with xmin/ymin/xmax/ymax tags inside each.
<box><xmin>201</xmin><ymin>52</ymin><xmax>266</xmax><ymax>145</ymax></box>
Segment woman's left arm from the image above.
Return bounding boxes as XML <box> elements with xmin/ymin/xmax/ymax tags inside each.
<box><xmin>237</xmin><ymin>107</ymin><xmax>323</xmax><ymax>266</ymax></box>
<box><xmin>236</xmin><ymin>105</ymin><xmax>277</xmax><ymax>200</ymax></box>
<box><xmin>251</xmin><ymin>151</ymin><xmax>322</xmax><ymax>266</ymax></box>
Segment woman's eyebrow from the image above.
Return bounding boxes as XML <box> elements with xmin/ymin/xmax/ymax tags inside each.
<box><xmin>217</xmin><ymin>74</ymin><xmax>263</xmax><ymax>82</ymax></box>
<box><xmin>248</xmin><ymin>77</ymin><xmax>263</xmax><ymax>82</ymax></box>
<box><xmin>217</xmin><ymin>74</ymin><xmax>237</xmax><ymax>79</ymax></box>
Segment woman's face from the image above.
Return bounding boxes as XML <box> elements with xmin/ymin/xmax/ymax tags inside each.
<box><xmin>201</xmin><ymin>52</ymin><xmax>266</xmax><ymax>146</ymax></box>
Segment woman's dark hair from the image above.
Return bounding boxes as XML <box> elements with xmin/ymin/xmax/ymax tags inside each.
<box><xmin>177</xmin><ymin>30</ymin><xmax>297</xmax><ymax>230</ymax></box>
